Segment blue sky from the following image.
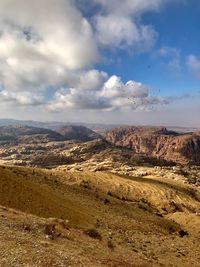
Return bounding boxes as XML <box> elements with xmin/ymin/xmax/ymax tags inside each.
<box><xmin>0</xmin><ymin>0</ymin><xmax>199</xmax><ymax>126</ymax></box>
<box><xmin>96</xmin><ymin>0</ymin><xmax>200</xmax><ymax>97</ymax></box>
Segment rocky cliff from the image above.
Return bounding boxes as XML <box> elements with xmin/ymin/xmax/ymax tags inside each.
<box><xmin>105</xmin><ymin>126</ymin><xmax>200</xmax><ymax>165</ymax></box>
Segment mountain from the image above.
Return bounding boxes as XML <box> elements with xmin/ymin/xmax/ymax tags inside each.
<box><xmin>0</xmin><ymin>118</ymin><xmax>119</xmax><ymax>133</ymax></box>
<box><xmin>0</xmin><ymin>125</ymin><xmax>60</xmax><ymax>137</ymax></box>
<box><xmin>105</xmin><ymin>126</ymin><xmax>200</xmax><ymax>165</ymax></box>
<box><xmin>56</xmin><ymin>138</ymin><xmax>175</xmax><ymax>170</ymax></box>
<box><xmin>0</xmin><ymin>126</ymin><xmax>200</xmax><ymax>266</ymax></box>
<box><xmin>55</xmin><ymin>125</ymin><xmax>102</xmax><ymax>142</ymax></box>
<box><xmin>0</xmin><ymin>125</ymin><xmax>103</xmax><ymax>167</ymax></box>
<box><xmin>0</xmin><ymin>125</ymin><xmax>64</xmax><ymax>143</ymax></box>
<box><xmin>0</xmin><ymin>124</ymin><xmax>102</xmax><ymax>144</ymax></box>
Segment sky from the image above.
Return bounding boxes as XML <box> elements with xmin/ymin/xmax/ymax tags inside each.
<box><xmin>0</xmin><ymin>0</ymin><xmax>199</xmax><ymax>126</ymax></box>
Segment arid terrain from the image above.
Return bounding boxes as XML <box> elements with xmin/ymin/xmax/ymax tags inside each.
<box><xmin>0</xmin><ymin>124</ymin><xmax>200</xmax><ymax>266</ymax></box>
<box><xmin>105</xmin><ymin>126</ymin><xmax>200</xmax><ymax>165</ymax></box>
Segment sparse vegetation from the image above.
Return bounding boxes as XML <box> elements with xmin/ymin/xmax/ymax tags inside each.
<box><xmin>83</xmin><ymin>228</ymin><xmax>102</xmax><ymax>240</ymax></box>
<box><xmin>0</xmin><ymin>164</ymin><xmax>199</xmax><ymax>266</ymax></box>
<box><xmin>107</xmin><ymin>239</ymin><xmax>114</xmax><ymax>250</ymax></box>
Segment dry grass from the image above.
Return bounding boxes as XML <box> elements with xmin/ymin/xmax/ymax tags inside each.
<box><xmin>0</xmin><ymin>165</ymin><xmax>200</xmax><ymax>266</ymax></box>
<box><xmin>0</xmin><ymin>165</ymin><xmax>93</xmax><ymax>228</ymax></box>
<box><xmin>55</xmin><ymin>170</ymin><xmax>200</xmax><ymax>214</ymax></box>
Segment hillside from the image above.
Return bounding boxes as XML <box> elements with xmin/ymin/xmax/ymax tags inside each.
<box><xmin>0</xmin><ymin>165</ymin><xmax>200</xmax><ymax>266</ymax></box>
<box><xmin>0</xmin><ymin>137</ymin><xmax>175</xmax><ymax>169</ymax></box>
<box><xmin>105</xmin><ymin>126</ymin><xmax>200</xmax><ymax>165</ymax></box>
<box><xmin>0</xmin><ymin>125</ymin><xmax>64</xmax><ymax>143</ymax></box>
<box><xmin>0</xmin><ymin>125</ymin><xmax>60</xmax><ymax>137</ymax></box>
<box><xmin>1</xmin><ymin>136</ymin><xmax>200</xmax><ymax>187</ymax></box>
<box><xmin>55</xmin><ymin>125</ymin><xmax>102</xmax><ymax>141</ymax></box>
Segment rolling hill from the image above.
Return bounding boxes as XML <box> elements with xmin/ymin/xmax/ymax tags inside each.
<box><xmin>0</xmin><ymin>164</ymin><xmax>200</xmax><ymax>266</ymax></box>
<box><xmin>55</xmin><ymin>125</ymin><xmax>102</xmax><ymax>141</ymax></box>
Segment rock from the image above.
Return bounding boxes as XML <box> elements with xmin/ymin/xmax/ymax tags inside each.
<box><xmin>105</xmin><ymin>126</ymin><xmax>200</xmax><ymax>165</ymax></box>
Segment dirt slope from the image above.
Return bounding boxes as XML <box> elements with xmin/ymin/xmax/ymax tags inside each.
<box><xmin>55</xmin><ymin>170</ymin><xmax>200</xmax><ymax>214</ymax></box>
<box><xmin>0</xmin><ymin>166</ymin><xmax>92</xmax><ymax>228</ymax></box>
<box><xmin>0</xmin><ymin>165</ymin><xmax>200</xmax><ymax>266</ymax></box>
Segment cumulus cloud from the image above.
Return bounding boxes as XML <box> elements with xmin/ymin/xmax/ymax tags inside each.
<box><xmin>0</xmin><ymin>0</ymin><xmax>181</xmax><ymax>114</ymax></box>
<box><xmin>0</xmin><ymin>0</ymin><xmax>99</xmax><ymax>70</ymax></box>
<box><xmin>95</xmin><ymin>15</ymin><xmax>157</xmax><ymax>50</ymax></box>
<box><xmin>187</xmin><ymin>55</ymin><xmax>200</xmax><ymax>79</ymax></box>
<box><xmin>70</xmin><ymin>70</ymin><xmax>108</xmax><ymax>90</ymax></box>
<box><xmin>49</xmin><ymin>75</ymin><xmax>172</xmax><ymax>112</ymax></box>
<box><xmin>93</xmin><ymin>0</ymin><xmax>161</xmax><ymax>50</ymax></box>
<box><xmin>0</xmin><ymin>0</ymin><xmax>99</xmax><ymax>105</ymax></box>
<box><xmin>0</xmin><ymin>90</ymin><xmax>44</xmax><ymax>106</ymax></box>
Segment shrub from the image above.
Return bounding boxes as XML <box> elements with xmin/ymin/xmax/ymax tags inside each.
<box><xmin>107</xmin><ymin>239</ymin><xmax>114</xmax><ymax>250</ymax></box>
<box><xmin>84</xmin><ymin>228</ymin><xmax>102</xmax><ymax>241</ymax></box>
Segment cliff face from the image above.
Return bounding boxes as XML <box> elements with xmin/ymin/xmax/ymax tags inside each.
<box><xmin>105</xmin><ymin>126</ymin><xmax>200</xmax><ymax>165</ymax></box>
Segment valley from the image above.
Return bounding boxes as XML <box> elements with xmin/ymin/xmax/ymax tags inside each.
<box><xmin>0</xmin><ymin>124</ymin><xmax>199</xmax><ymax>266</ymax></box>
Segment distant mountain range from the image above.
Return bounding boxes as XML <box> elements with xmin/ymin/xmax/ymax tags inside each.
<box><xmin>0</xmin><ymin>125</ymin><xmax>101</xmax><ymax>143</ymax></box>
<box><xmin>0</xmin><ymin>121</ymin><xmax>200</xmax><ymax>166</ymax></box>
<box><xmin>0</xmin><ymin>118</ymin><xmax>119</xmax><ymax>134</ymax></box>
<box><xmin>0</xmin><ymin>118</ymin><xmax>199</xmax><ymax>134</ymax></box>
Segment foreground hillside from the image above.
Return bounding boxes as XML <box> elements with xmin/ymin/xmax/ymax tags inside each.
<box><xmin>105</xmin><ymin>126</ymin><xmax>200</xmax><ymax>165</ymax></box>
<box><xmin>0</xmin><ymin>165</ymin><xmax>200</xmax><ymax>266</ymax></box>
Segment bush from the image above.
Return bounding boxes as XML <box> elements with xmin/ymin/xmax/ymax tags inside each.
<box><xmin>107</xmin><ymin>239</ymin><xmax>114</xmax><ymax>250</ymax></box>
<box><xmin>84</xmin><ymin>228</ymin><xmax>102</xmax><ymax>241</ymax></box>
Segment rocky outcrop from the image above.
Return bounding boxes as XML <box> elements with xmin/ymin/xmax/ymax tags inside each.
<box><xmin>105</xmin><ymin>126</ymin><xmax>200</xmax><ymax>165</ymax></box>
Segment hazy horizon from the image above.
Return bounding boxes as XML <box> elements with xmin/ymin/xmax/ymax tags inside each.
<box><xmin>0</xmin><ymin>117</ymin><xmax>199</xmax><ymax>129</ymax></box>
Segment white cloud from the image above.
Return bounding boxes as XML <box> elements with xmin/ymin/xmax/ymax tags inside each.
<box><xmin>0</xmin><ymin>90</ymin><xmax>44</xmax><ymax>106</ymax></box>
<box><xmin>93</xmin><ymin>0</ymin><xmax>162</xmax><ymax>16</ymax></box>
<box><xmin>73</xmin><ymin>70</ymin><xmax>108</xmax><ymax>90</ymax></box>
<box><xmin>187</xmin><ymin>55</ymin><xmax>200</xmax><ymax>79</ymax></box>
<box><xmin>0</xmin><ymin>0</ymin><xmax>100</xmax><ymax>102</ymax></box>
<box><xmin>95</xmin><ymin>15</ymin><xmax>157</xmax><ymax>50</ymax></box>
<box><xmin>93</xmin><ymin>0</ymin><xmax>161</xmax><ymax>49</ymax></box>
<box><xmin>49</xmin><ymin>75</ymin><xmax>172</xmax><ymax>111</ymax></box>
<box><xmin>49</xmin><ymin>88</ymin><xmax>110</xmax><ymax>111</ymax></box>
<box><xmin>0</xmin><ymin>0</ymin><xmax>99</xmax><ymax>70</ymax></box>
<box><xmin>0</xmin><ymin>0</ymin><xmax>182</xmax><ymax>115</ymax></box>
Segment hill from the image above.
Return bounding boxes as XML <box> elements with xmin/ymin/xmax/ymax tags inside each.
<box><xmin>0</xmin><ymin>165</ymin><xmax>200</xmax><ymax>266</ymax></box>
<box><xmin>0</xmin><ymin>125</ymin><xmax>63</xmax><ymax>142</ymax></box>
<box><xmin>105</xmin><ymin>126</ymin><xmax>200</xmax><ymax>165</ymax></box>
<box><xmin>55</xmin><ymin>125</ymin><xmax>102</xmax><ymax>141</ymax></box>
<box><xmin>0</xmin><ymin>118</ymin><xmax>119</xmax><ymax>133</ymax></box>
<box><xmin>0</xmin><ymin>125</ymin><xmax>59</xmax><ymax>137</ymax></box>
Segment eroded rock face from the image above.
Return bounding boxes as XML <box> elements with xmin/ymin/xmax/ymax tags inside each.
<box><xmin>105</xmin><ymin>126</ymin><xmax>200</xmax><ymax>165</ymax></box>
